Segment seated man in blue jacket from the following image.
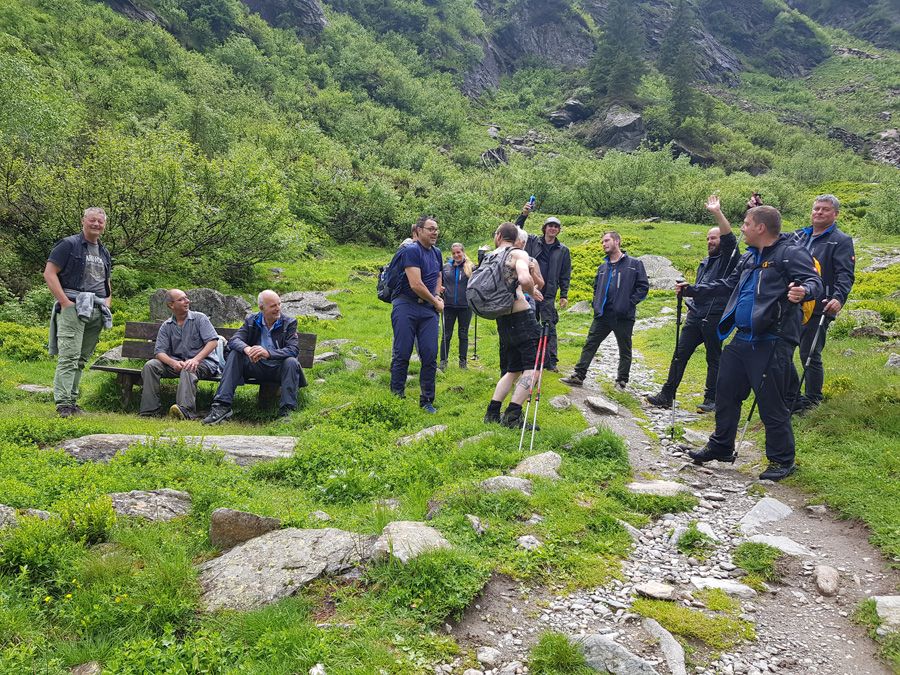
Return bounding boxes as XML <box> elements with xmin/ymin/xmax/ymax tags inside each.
<box><xmin>202</xmin><ymin>290</ymin><xmax>306</xmax><ymax>424</ymax></box>
<box><xmin>561</xmin><ymin>231</ymin><xmax>649</xmax><ymax>389</ymax></box>
<box><xmin>677</xmin><ymin>206</ymin><xmax>822</xmax><ymax>481</ymax></box>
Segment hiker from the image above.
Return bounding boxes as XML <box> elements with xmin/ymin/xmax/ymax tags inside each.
<box><xmin>514</xmin><ymin>227</ymin><xmax>545</xmax><ymax>316</ymax></box>
<box><xmin>516</xmin><ymin>203</ymin><xmax>571</xmax><ymax>371</ymax></box>
<box><xmin>677</xmin><ymin>205</ymin><xmax>822</xmax><ymax>481</ymax></box>
<box><xmin>202</xmin><ymin>290</ymin><xmax>306</xmax><ymax>424</ymax></box>
<box><xmin>440</xmin><ymin>243</ymin><xmax>473</xmax><ymax>370</ymax></box>
<box><xmin>483</xmin><ymin>222</ymin><xmax>544</xmax><ymax>428</ymax></box>
<box><xmin>389</xmin><ymin>216</ymin><xmax>443</xmax><ymax>413</ymax></box>
<box><xmin>789</xmin><ymin>194</ymin><xmax>856</xmax><ymax>413</ymax></box>
<box><xmin>561</xmin><ymin>231</ymin><xmax>649</xmax><ymax>390</ymax></box>
<box><xmin>139</xmin><ymin>289</ymin><xmax>220</xmax><ymax>420</ymax></box>
<box><xmin>44</xmin><ymin>206</ymin><xmax>113</xmax><ymax>418</ymax></box>
<box><xmin>647</xmin><ymin>194</ymin><xmax>740</xmax><ymax>413</ymax></box>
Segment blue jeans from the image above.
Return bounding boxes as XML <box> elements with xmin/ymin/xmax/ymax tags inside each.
<box><xmin>390</xmin><ymin>298</ymin><xmax>439</xmax><ymax>405</ymax></box>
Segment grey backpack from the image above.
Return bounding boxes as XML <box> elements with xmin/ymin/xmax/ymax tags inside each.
<box><xmin>467</xmin><ymin>247</ymin><xmax>517</xmax><ymax>319</ymax></box>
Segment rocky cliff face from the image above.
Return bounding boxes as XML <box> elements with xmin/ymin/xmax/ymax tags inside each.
<box><xmin>786</xmin><ymin>0</ymin><xmax>900</xmax><ymax>50</ymax></box>
<box><xmin>239</xmin><ymin>0</ymin><xmax>327</xmax><ymax>34</ymax></box>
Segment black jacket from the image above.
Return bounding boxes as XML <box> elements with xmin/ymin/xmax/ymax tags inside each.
<box><xmin>515</xmin><ymin>214</ymin><xmax>572</xmax><ymax>302</ymax></box>
<box><xmin>791</xmin><ymin>223</ymin><xmax>855</xmax><ymax>315</ymax></box>
<box><xmin>689</xmin><ymin>232</ymin><xmax>740</xmax><ymax>319</ymax></box>
<box><xmin>441</xmin><ymin>260</ymin><xmax>471</xmax><ymax>308</ymax></box>
<box><xmin>591</xmin><ymin>252</ymin><xmax>649</xmax><ymax>320</ymax></box>
<box><xmin>47</xmin><ymin>232</ymin><xmax>112</xmax><ymax>297</ymax></box>
<box><xmin>683</xmin><ymin>234</ymin><xmax>823</xmax><ymax>346</ymax></box>
<box><xmin>228</xmin><ymin>312</ymin><xmax>299</xmax><ymax>361</ymax></box>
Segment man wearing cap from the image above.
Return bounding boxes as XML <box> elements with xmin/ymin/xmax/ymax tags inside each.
<box><xmin>515</xmin><ymin>203</ymin><xmax>571</xmax><ymax>371</ymax></box>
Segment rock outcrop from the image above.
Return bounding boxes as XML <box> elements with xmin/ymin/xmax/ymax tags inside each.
<box><xmin>579</xmin><ymin>106</ymin><xmax>645</xmax><ymax>152</ymax></box>
<box><xmin>372</xmin><ymin>521</ymin><xmax>452</xmax><ymax>563</ymax></box>
<box><xmin>150</xmin><ymin>288</ymin><xmax>250</xmax><ymax>325</ymax></box>
<box><xmin>108</xmin><ymin>489</ymin><xmax>192</xmax><ymax>521</ymax></box>
<box><xmin>239</xmin><ymin>0</ymin><xmax>327</xmax><ymax>35</ymax></box>
<box><xmin>209</xmin><ymin>508</ymin><xmax>281</xmax><ymax>550</ymax></box>
<box><xmin>280</xmin><ymin>291</ymin><xmax>342</xmax><ymax>320</ymax></box>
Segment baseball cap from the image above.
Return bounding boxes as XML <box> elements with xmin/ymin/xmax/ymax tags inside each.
<box><xmin>544</xmin><ymin>217</ymin><xmax>561</xmax><ymax>226</ymax></box>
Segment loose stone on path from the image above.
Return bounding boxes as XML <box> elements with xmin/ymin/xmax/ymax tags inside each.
<box><xmin>577</xmin><ymin>634</ymin><xmax>659</xmax><ymax>674</ymax></box>
<box><xmin>585</xmin><ymin>396</ymin><xmax>618</xmax><ymax>415</ymax></box>
<box><xmin>747</xmin><ymin>534</ymin><xmax>815</xmax><ymax>557</ymax></box>
<box><xmin>626</xmin><ymin>480</ymin><xmax>690</xmax><ymax>497</ymax></box>
<box><xmin>872</xmin><ymin>596</ymin><xmax>900</xmax><ymax>628</ymax></box>
<box><xmin>738</xmin><ymin>497</ymin><xmax>792</xmax><ymax>534</ymax></box>
<box><xmin>642</xmin><ymin>618</ymin><xmax>687</xmax><ymax>675</ymax></box>
<box><xmin>634</xmin><ymin>581</ymin><xmax>675</xmax><ymax>601</ymax></box>
<box><xmin>690</xmin><ymin>576</ymin><xmax>757</xmax><ymax>599</ymax></box>
<box><xmin>59</xmin><ymin>434</ymin><xmax>296</xmax><ymax>466</ymax></box>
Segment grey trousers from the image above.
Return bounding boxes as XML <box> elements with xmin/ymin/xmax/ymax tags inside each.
<box><xmin>139</xmin><ymin>359</ymin><xmax>218</xmax><ymax>417</ymax></box>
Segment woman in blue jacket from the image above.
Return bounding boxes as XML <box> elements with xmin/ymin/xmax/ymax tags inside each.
<box><xmin>440</xmin><ymin>243</ymin><xmax>474</xmax><ymax>370</ymax></box>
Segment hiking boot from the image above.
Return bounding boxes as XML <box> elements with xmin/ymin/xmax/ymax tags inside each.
<box><xmin>438</xmin><ymin>360</ymin><xmax>447</xmax><ymax>372</ymax></box>
<box><xmin>484</xmin><ymin>408</ymin><xmax>501</xmax><ymax>424</ymax></box>
<box><xmin>560</xmin><ymin>374</ymin><xmax>584</xmax><ymax>386</ymax></box>
<box><xmin>139</xmin><ymin>408</ymin><xmax>160</xmax><ymax>418</ymax></box>
<box><xmin>758</xmin><ymin>461</ymin><xmax>796</xmax><ymax>482</ymax></box>
<box><xmin>202</xmin><ymin>404</ymin><xmax>233</xmax><ymax>425</ymax></box>
<box><xmin>421</xmin><ymin>403</ymin><xmax>437</xmax><ymax>414</ymax></box>
<box><xmin>71</xmin><ymin>404</ymin><xmax>86</xmax><ymax>416</ymax></box>
<box><xmin>500</xmin><ymin>410</ymin><xmax>539</xmax><ymax>431</ymax></box>
<box><xmin>277</xmin><ymin>405</ymin><xmax>295</xmax><ymax>419</ymax></box>
<box><xmin>56</xmin><ymin>405</ymin><xmax>76</xmax><ymax>418</ymax></box>
<box><xmin>458</xmin><ymin>359</ymin><xmax>468</xmax><ymax>370</ymax></box>
<box><xmin>688</xmin><ymin>444</ymin><xmax>736</xmax><ymax>465</ymax></box>
<box><xmin>646</xmin><ymin>392</ymin><xmax>673</xmax><ymax>408</ymax></box>
<box><xmin>615</xmin><ymin>380</ymin><xmax>627</xmax><ymax>391</ymax></box>
<box><xmin>168</xmin><ymin>404</ymin><xmax>188</xmax><ymax>420</ymax></box>
<box><xmin>697</xmin><ymin>399</ymin><xmax>716</xmax><ymax>414</ymax></box>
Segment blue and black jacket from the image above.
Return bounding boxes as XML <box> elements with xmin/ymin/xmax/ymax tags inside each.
<box><xmin>441</xmin><ymin>260</ymin><xmax>471</xmax><ymax>309</ymax></box>
<box><xmin>590</xmin><ymin>252</ymin><xmax>649</xmax><ymax>320</ymax></box>
<box><xmin>683</xmin><ymin>234</ymin><xmax>823</xmax><ymax>346</ymax></box>
<box><xmin>689</xmin><ymin>232</ymin><xmax>740</xmax><ymax>320</ymax></box>
<box><xmin>228</xmin><ymin>312</ymin><xmax>299</xmax><ymax>361</ymax></box>
<box><xmin>791</xmin><ymin>223</ymin><xmax>855</xmax><ymax>316</ymax></box>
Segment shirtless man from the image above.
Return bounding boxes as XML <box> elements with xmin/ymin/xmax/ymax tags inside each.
<box><xmin>483</xmin><ymin>222</ymin><xmax>544</xmax><ymax>429</ymax></box>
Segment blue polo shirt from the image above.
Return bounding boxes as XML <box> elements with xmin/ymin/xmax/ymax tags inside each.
<box><xmin>396</xmin><ymin>242</ymin><xmax>442</xmax><ymax>302</ymax></box>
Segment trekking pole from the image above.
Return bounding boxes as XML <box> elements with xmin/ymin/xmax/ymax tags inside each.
<box><xmin>670</xmin><ymin>289</ymin><xmax>684</xmax><ymax>440</ymax></box>
<box><xmin>439</xmin><ymin>309</ymin><xmax>446</xmax><ymax>365</ymax></box>
<box><xmin>472</xmin><ymin>314</ymin><xmax>479</xmax><ymax>360</ymax></box>
<box><xmin>519</xmin><ymin>324</ymin><xmax>549</xmax><ymax>452</ymax></box>
<box><xmin>529</xmin><ymin>323</ymin><xmax>551</xmax><ymax>452</ymax></box>
<box><xmin>790</xmin><ymin>312</ymin><xmax>828</xmax><ymax>413</ymax></box>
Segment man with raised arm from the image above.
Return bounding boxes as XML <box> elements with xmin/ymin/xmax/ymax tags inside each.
<box><xmin>484</xmin><ymin>222</ymin><xmax>545</xmax><ymax>429</ymax></box>
<box><xmin>202</xmin><ymin>290</ymin><xmax>305</xmax><ymax>424</ymax></box>
<box><xmin>647</xmin><ymin>194</ymin><xmax>740</xmax><ymax>413</ymax></box>
<box><xmin>789</xmin><ymin>194</ymin><xmax>855</xmax><ymax>413</ymax></box>
<box><xmin>139</xmin><ymin>289</ymin><xmax>219</xmax><ymax>420</ymax></box>
<box><xmin>677</xmin><ymin>206</ymin><xmax>822</xmax><ymax>481</ymax></box>
<box><xmin>45</xmin><ymin>207</ymin><xmax>113</xmax><ymax>418</ymax></box>
<box><xmin>561</xmin><ymin>231</ymin><xmax>649</xmax><ymax>390</ymax></box>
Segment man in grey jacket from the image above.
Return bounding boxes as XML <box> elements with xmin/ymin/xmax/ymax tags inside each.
<box><xmin>139</xmin><ymin>289</ymin><xmax>220</xmax><ymax>420</ymax></box>
<box><xmin>515</xmin><ymin>203</ymin><xmax>571</xmax><ymax>371</ymax></box>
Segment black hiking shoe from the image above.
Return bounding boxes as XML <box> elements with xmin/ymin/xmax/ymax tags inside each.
<box><xmin>560</xmin><ymin>374</ymin><xmax>584</xmax><ymax>386</ymax></box>
<box><xmin>646</xmin><ymin>392</ymin><xmax>673</xmax><ymax>408</ymax></box>
<box><xmin>56</xmin><ymin>405</ymin><xmax>77</xmax><ymax>418</ymax></box>
<box><xmin>500</xmin><ymin>410</ymin><xmax>540</xmax><ymax>431</ymax></box>
<box><xmin>202</xmin><ymin>404</ymin><xmax>233</xmax><ymax>425</ymax></box>
<box><xmin>688</xmin><ymin>444</ymin><xmax>736</xmax><ymax>465</ymax></box>
<box><xmin>697</xmin><ymin>399</ymin><xmax>716</xmax><ymax>414</ymax></box>
<box><xmin>615</xmin><ymin>380</ymin><xmax>627</xmax><ymax>391</ymax></box>
<box><xmin>277</xmin><ymin>405</ymin><xmax>295</xmax><ymax>419</ymax></box>
<box><xmin>758</xmin><ymin>461</ymin><xmax>796</xmax><ymax>481</ymax></box>
<box><xmin>458</xmin><ymin>359</ymin><xmax>468</xmax><ymax>370</ymax></box>
<box><xmin>484</xmin><ymin>410</ymin><xmax>501</xmax><ymax>424</ymax></box>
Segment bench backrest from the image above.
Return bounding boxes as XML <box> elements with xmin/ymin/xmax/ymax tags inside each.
<box><xmin>122</xmin><ymin>321</ymin><xmax>317</xmax><ymax>368</ymax></box>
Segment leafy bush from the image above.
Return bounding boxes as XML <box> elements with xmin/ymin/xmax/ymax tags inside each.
<box><xmin>58</xmin><ymin>496</ymin><xmax>116</xmax><ymax>546</ymax></box>
<box><xmin>865</xmin><ymin>175</ymin><xmax>900</xmax><ymax>235</ymax></box>
<box><xmin>0</xmin><ymin>323</ymin><xmax>49</xmax><ymax>361</ymax></box>
<box><xmin>0</xmin><ymin>515</ymin><xmax>83</xmax><ymax>584</ymax></box>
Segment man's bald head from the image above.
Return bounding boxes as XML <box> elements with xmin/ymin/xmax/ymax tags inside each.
<box><xmin>257</xmin><ymin>289</ymin><xmax>282</xmax><ymax>326</ymax></box>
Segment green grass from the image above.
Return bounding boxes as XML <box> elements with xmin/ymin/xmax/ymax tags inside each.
<box><xmin>853</xmin><ymin>599</ymin><xmax>900</xmax><ymax>671</ymax></box>
<box><xmin>631</xmin><ymin>598</ymin><xmax>756</xmax><ymax>651</ymax></box>
<box><xmin>732</xmin><ymin>543</ymin><xmax>785</xmax><ymax>591</ymax></box>
<box><xmin>675</xmin><ymin>522</ymin><xmax>716</xmax><ymax>561</ymax></box>
<box><xmin>529</xmin><ymin>631</ymin><xmax>593</xmax><ymax>674</ymax></box>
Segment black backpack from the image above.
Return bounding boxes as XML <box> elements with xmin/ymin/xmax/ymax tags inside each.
<box><xmin>466</xmin><ymin>247</ymin><xmax>517</xmax><ymax>319</ymax></box>
<box><xmin>377</xmin><ymin>249</ymin><xmax>405</xmax><ymax>304</ymax></box>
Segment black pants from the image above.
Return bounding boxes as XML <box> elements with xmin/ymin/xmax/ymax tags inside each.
<box><xmin>790</xmin><ymin>314</ymin><xmax>832</xmax><ymax>404</ymax></box>
<box><xmin>440</xmin><ymin>305</ymin><xmax>472</xmax><ymax>363</ymax></box>
<box><xmin>535</xmin><ymin>300</ymin><xmax>559</xmax><ymax>368</ymax></box>
<box><xmin>661</xmin><ymin>314</ymin><xmax>722</xmax><ymax>401</ymax></box>
<box><xmin>213</xmin><ymin>352</ymin><xmax>305</xmax><ymax>409</ymax></box>
<box><xmin>573</xmin><ymin>313</ymin><xmax>634</xmax><ymax>383</ymax></box>
<box><xmin>708</xmin><ymin>338</ymin><xmax>796</xmax><ymax>465</ymax></box>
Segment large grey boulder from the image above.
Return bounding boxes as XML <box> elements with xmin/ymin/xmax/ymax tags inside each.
<box><xmin>738</xmin><ymin>497</ymin><xmax>792</xmax><ymax>534</ymax></box>
<box><xmin>511</xmin><ymin>451</ymin><xmax>562</xmax><ymax>480</ymax></box>
<box><xmin>150</xmin><ymin>288</ymin><xmax>251</xmax><ymax>325</ymax></box>
<box><xmin>108</xmin><ymin>489</ymin><xmax>191</xmax><ymax>521</ymax></box>
<box><xmin>16</xmin><ymin>384</ymin><xmax>53</xmax><ymax>395</ymax></box>
<box><xmin>210</xmin><ymin>508</ymin><xmax>281</xmax><ymax>550</ymax></box>
<box><xmin>198</xmin><ymin>528</ymin><xmax>374</xmax><ymax>611</ymax></box>
<box><xmin>372</xmin><ymin>521</ymin><xmax>452</xmax><ymax>563</ymax></box>
<box><xmin>59</xmin><ymin>434</ymin><xmax>296</xmax><ymax>466</ymax></box>
<box><xmin>873</xmin><ymin>596</ymin><xmax>900</xmax><ymax>629</ymax></box>
<box><xmin>567</xmin><ymin>300</ymin><xmax>592</xmax><ymax>314</ymax></box>
<box><xmin>577</xmin><ymin>634</ymin><xmax>659</xmax><ymax>674</ymax></box>
<box><xmin>280</xmin><ymin>291</ymin><xmax>341</xmax><ymax>320</ymax></box>
<box><xmin>581</xmin><ymin>106</ymin><xmax>645</xmax><ymax>152</ymax></box>
<box><xmin>642</xmin><ymin>618</ymin><xmax>687</xmax><ymax>675</ymax></box>
<box><xmin>638</xmin><ymin>255</ymin><xmax>683</xmax><ymax>291</ymax></box>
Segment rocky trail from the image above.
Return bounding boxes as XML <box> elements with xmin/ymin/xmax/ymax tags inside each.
<box><xmin>446</xmin><ymin>318</ymin><xmax>899</xmax><ymax>675</ymax></box>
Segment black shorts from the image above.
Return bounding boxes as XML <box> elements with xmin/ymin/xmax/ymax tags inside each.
<box><xmin>497</xmin><ymin>310</ymin><xmax>541</xmax><ymax>374</ymax></box>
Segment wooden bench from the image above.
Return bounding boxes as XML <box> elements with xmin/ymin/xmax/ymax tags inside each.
<box><xmin>91</xmin><ymin>321</ymin><xmax>317</xmax><ymax>407</ymax></box>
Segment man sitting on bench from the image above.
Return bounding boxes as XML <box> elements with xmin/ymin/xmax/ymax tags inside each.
<box><xmin>140</xmin><ymin>289</ymin><xmax>219</xmax><ymax>420</ymax></box>
<box><xmin>203</xmin><ymin>290</ymin><xmax>306</xmax><ymax>424</ymax></box>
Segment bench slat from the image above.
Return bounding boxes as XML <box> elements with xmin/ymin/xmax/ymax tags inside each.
<box><xmin>120</xmin><ymin>338</ymin><xmax>316</xmax><ymax>367</ymax></box>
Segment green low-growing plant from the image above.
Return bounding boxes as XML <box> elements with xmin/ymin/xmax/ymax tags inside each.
<box><xmin>631</xmin><ymin>598</ymin><xmax>755</xmax><ymax>650</ymax></box>
<box><xmin>529</xmin><ymin>631</ymin><xmax>593</xmax><ymax>674</ymax></box>
<box><xmin>675</xmin><ymin>521</ymin><xmax>716</xmax><ymax>560</ymax></box>
<box><xmin>853</xmin><ymin>599</ymin><xmax>900</xmax><ymax>670</ymax></box>
<box><xmin>732</xmin><ymin>542</ymin><xmax>783</xmax><ymax>587</ymax></box>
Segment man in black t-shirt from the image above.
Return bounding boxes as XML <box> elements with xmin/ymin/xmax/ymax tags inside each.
<box><xmin>647</xmin><ymin>194</ymin><xmax>740</xmax><ymax>413</ymax></box>
<box><xmin>389</xmin><ymin>216</ymin><xmax>443</xmax><ymax>413</ymax></box>
<box><xmin>44</xmin><ymin>207</ymin><xmax>112</xmax><ymax>417</ymax></box>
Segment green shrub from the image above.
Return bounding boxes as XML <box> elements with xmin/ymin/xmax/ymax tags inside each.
<box><xmin>865</xmin><ymin>175</ymin><xmax>900</xmax><ymax>235</ymax></box>
<box><xmin>733</xmin><ymin>542</ymin><xmax>783</xmax><ymax>581</ymax></box>
<box><xmin>0</xmin><ymin>323</ymin><xmax>50</xmax><ymax>361</ymax></box>
<box><xmin>529</xmin><ymin>631</ymin><xmax>592</xmax><ymax>674</ymax></box>
<box><xmin>0</xmin><ymin>515</ymin><xmax>83</xmax><ymax>584</ymax></box>
<box><xmin>58</xmin><ymin>496</ymin><xmax>116</xmax><ymax>546</ymax></box>
<box><xmin>822</xmin><ymin>376</ymin><xmax>854</xmax><ymax>401</ymax></box>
